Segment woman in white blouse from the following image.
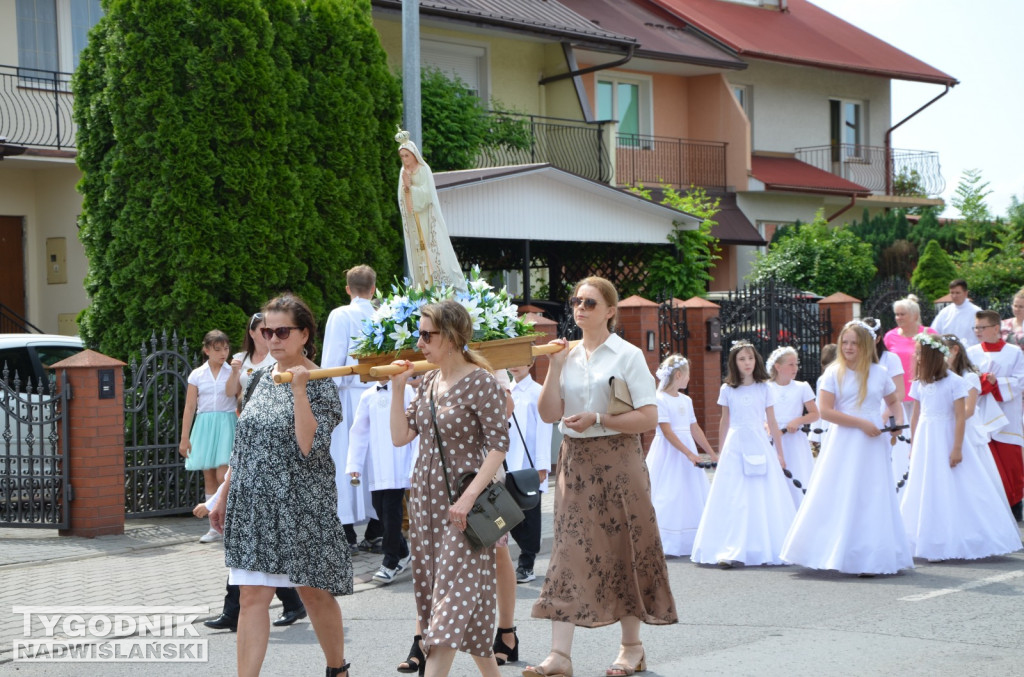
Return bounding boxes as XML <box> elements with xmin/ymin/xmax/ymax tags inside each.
<box><xmin>525</xmin><ymin>277</ymin><xmax>677</xmax><ymax>677</ymax></box>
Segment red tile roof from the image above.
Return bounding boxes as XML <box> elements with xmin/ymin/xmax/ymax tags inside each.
<box><xmin>648</xmin><ymin>0</ymin><xmax>957</xmax><ymax>85</ymax></box>
<box><xmin>750</xmin><ymin>155</ymin><xmax>871</xmax><ymax>196</ymax></box>
<box><xmin>558</xmin><ymin>0</ymin><xmax>746</xmax><ymax>69</ymax></box>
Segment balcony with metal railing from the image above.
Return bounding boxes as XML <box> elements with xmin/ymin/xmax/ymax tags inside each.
<box><xmin>476</xmin><ymin>112</ymin><xmax>613</xmax><ymax>184</ymax></box>
<box><xmin>613</xmin><ymin>134</ymin><xmax>727</xmax><ymax>192</ymax></box>
<box><xmin>0</xmin><ymin>66</ymin><xmax>76</xmax><ymax>150</ymax></box>
<box><xmin>794</xmin><ymin>143</ymin><xmax>945</xmax><ymax>196</ymax></box>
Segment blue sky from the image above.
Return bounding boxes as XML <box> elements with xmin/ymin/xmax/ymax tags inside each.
<box><xmin>812</xmin><ymin>0</ymin><xmax>1023</xmax><ymax>218</ymax></box>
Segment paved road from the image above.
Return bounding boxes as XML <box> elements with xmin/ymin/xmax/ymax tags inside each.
<box><xmin>2</xmin><ymin>494</ymin><xmax>1023</xmax><ymax>676</ymax></box>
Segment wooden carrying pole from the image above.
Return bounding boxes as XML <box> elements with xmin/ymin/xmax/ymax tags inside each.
<box><xmin>273</xmin><ymin>340</ymin><xmax>579</xmax><ymax>383</ymax></box>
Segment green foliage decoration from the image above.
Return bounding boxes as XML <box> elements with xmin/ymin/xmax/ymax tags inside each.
<box><xmin>748</xmin><ymin>210</ymin><xmax>876</xmax><ymax>299</ymax></box>
<box><xmin>910</xmin><ymin>240</ymin><xmax>958</xmax><ymax>300</ymax></box>
<box><xmin>628</xmin><ymin>184</ymin><xmax>721</xmax><ymax>300</ymax></box>
<box><xmin>73</xmin><ymin>0</ymin><xmax>401</xmax><ymax>358</ymax></box>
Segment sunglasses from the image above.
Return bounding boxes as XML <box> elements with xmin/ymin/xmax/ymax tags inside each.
<box><xmin>569</xmin><ymin>296</ymin><xmax>599</xmax><ymax>310</ymax></box>
<box><xmin>248</xmin><ymin>312</ymin><xmax>264</xmax><ymax>331</ymax></box>
<box><xmin>418</xmin><ymin>329</ymin><xmax>439</xmax><ymax>344</ymax></box>
<box><xmin>260</xmin><ymin>326</ymin><xmax>301</xmax><ymax>340</ymax></box>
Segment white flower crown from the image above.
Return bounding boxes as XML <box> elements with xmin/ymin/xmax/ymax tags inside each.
<box><xmin>914</xmin><ymin>332</ymin><xmax>950</xmax><ymax>357</ymax></box>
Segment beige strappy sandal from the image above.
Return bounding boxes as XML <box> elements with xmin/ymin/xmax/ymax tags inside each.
<box><xmin>605</xmin><ymin>641</ymin><xmax>646</xmax><ymax>676</ymax></box>
<box><xmin>522</xmin><ymin>649</ymin><xmax>573</xmax><ymax>677</ymax></box>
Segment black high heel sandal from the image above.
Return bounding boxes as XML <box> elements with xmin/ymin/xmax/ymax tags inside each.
<box><xmin>492</xmin><ymin>625</ymin><xmax>518</xmax><ymax>665</ymax></box>
<box><xmin>326</xmin><ymin>662</ymin><xmax>350</xmax><ymax>677</ymax></box>
<box><xmin>397</xmin><ymin>635</ymin><xmax>425</xmax><ymax>675</ymax></box>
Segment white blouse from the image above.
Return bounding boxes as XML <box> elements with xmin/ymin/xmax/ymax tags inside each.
<box><xmin>188</xmin><ymin>361</ymin><xmax>237</xmax><ymax>413</ymax></box>
<box><xmin>558</xmin><ymin>333</ymin><xmax>657</xmax><ymax>438</ymax></box>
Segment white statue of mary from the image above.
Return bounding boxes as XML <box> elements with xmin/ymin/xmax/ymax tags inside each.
<box><xmin>396</xmin><ymin>127</ymin><xmax>467</xmax><ymax>293</ymax></box>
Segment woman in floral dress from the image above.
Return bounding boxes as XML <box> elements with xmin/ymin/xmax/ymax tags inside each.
<box><xmin>527</xmin><ymin>276</ymin><xmax>677</xmax><ymax>677</ymax></box>
<box><xmin>213</xmin><ymin>294</ymin><xmax>350</xmax><ymax>677</ymax></box>
<box><xmin>389</xmin><ymin>300</ymin><xmax>510</xmax><ymax>677</ymax></box>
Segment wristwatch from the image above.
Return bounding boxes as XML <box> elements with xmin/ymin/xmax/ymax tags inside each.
<box><xmin>594</xmin><ymin>412</ymin><xmax>602</xmax><ymax>428</ymax></box>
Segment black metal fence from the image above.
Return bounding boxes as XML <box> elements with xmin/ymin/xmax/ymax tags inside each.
<box><xmin>123</xmin><ymin>332</ymin><xmax>203</xmax><ymax>517</ymax></box>
<box><xmin>0</xmin><ymin>369</ymin><xmax>71</xmax><ymax>528</ymax></box>
<box><xmin>0</xmin><ymin>65</ymin><xmax>76</xmax><ymax>149</ymax></box>
<box><xmin>615</xmin><ymin>134</ymin><xmax>727</xmax><ymax>192</ymax></box>
<box><xmin>716</xmin><ymin>280</ymin><xmax>832</xmax><ymax>386</ymax></box>
<box><xmin>0</xmin><ymin>303</ymin><xmax>44</xmax><ymax>334</ymax></box>
<box><xmin>794</xmin><ymin>143</ymin><xmax>944</xmax><ymax>196</ymax></box>
<box><xmin>657</xmin><ymin>295</ymin><xmax>689</xmax><ymax>361</ymax></box>
<box><xmin>477</xmin><ymin>112</ymin><xmax>613</xmax><ymax>184</ymax></box>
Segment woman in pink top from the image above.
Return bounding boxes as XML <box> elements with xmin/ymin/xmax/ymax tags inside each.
<box><xmin>882</xmin><ymin>295</ymin><xmax>936</xmax><ymax>410</ymax></box>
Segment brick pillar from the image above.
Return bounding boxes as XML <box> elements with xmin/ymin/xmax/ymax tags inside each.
<box><xmin>818</xmin><ymin>292</ymin><xmax>861</xmax><ymax>344</ymax></box>
<box><xmin>617</xmin><ymin>295</ymin><xmax>660</xmax><ymax>452</ymax></box>
<box><xmin>51</xmin><ymin>350</ymin><xmax>127</xmax><ymax>538</ymax></box>
<box><xmin>681</xmin><ymin>297</ymin><xmax>723</xmax><ymax>449</ymax></box>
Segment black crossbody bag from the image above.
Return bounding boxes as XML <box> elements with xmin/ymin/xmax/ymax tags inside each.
<box><xmin>504</xmin><ymin>411</ymin><xmax>542</xmax><ymax>510</ymax></box>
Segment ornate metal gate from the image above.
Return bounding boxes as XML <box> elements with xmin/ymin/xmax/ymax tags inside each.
<box><xmin>861</xmin><ymin>277</ymin><xmax>935</xmax><ymax>335</ymax></box>
<box><xmin>123</xmin><ymin>332</ymin><xmax>202</xmax><ymax>517</ymax></box>
<box><xmin>717</xmin><ymin>280</ymin><xmax>832</xmax><ymax>386</ymax></box>
<box><xmin>0</xmin><ymin>371</ymin><xmax>70</xmax><ymax>527</ymax></box>
<box><xmin>657</xmin><ymin>296</ymin><xmax>689</xmax><ymax>361</ymax></box>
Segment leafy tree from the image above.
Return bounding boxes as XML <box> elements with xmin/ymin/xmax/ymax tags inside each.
<box><xmin>419</xmin><ymin>67</ymin><xmax>531</xmax><ymax>171</ymax></box>
<box><xmin>955</xmin><ymin>221</ymin><xmax>1024</xmax><ymax>301</ymax></box>
<box><xmin>748</xmin><ymin>210</ymin><xmax>876</xmax><ymax>299</ymax></box>
<box><xmin>847</xmin><ymin>208</ymin><xmax>916</xmax><ymax>278</ymax></box>
<box><xmin>906</xmin><ymin>206</ymin><xmax>959</xmax><ymax>253</ymax></box>
<box><xmin>910</xmin><ymin>240</ymin><xmax>957</xmax><ymax>300</ymax></box>
<box><xmin>74</xmin><ymin>0</ymin><xmax>401</xmax><ymax>358</ymax></box>
<box><xmin>1006</xmin><ymin>193</ymin><xmax>1024</xmax><ymax>243</ymax></box>
<box><xmin>951</xmin><ymin>168</ymin><xmax>995</xmax><ymax>256</ymax></box>
<box><xmin>629</xmin><ymin>184</ymin><xmax>721</xmax><ymax>299</ymax></box>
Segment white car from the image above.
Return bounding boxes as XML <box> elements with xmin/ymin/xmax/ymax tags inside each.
<box><xmin>0</xmin><ymin>334</ymin><xmax>84</xmax><ymax>512</ymax></box>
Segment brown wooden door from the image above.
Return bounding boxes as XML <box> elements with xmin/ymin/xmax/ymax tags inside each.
<box><xmin>0</xmin><ymin>216</ymin><xmax>26</xmax><ymax>321</ymax></box>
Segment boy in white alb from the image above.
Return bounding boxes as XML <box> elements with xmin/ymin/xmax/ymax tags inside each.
<box><xmin>506</xmin><ymin>363</ymin><xmax>553</xmax><ymax>583</ymax></box>
<box><xmin>967</xmin><ymin>309</ymin><xmax>1024</xmax><ymax>521</ymax></box>
<box><xmin>323</xmin><ymin>265</ymin><xmax>379</xmax><ymax>550</ymax></box>
<box><xmin>346</xmin><ymin>381</ymin><xmax>417</xmax><ymax>583</ymax></box>
<box><xmin>931</xmin><ymin>278</ymin><xmax>982</xmax><ymax>347</ymax></box>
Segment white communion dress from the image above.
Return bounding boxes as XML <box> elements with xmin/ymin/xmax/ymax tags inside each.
<box><xmin>647</xmin><ymin>391</ymin><xmax>711</xmax><ymax>556</ymax></box>
<box><xmin>769</xmin><ymin>379</ymin><xmax>816</xmax><ymax>508</ymax></box>
<box><xmin>691</xmin><ymin>383</ymin><xmax>796</xmax><ymax>566</ymax></box>
<box><xmin>781</xmin><ymin>364</ymin><xmax>914</xmax><ymax>575</ymax></box>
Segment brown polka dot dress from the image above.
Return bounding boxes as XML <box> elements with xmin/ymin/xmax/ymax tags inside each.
<box><xmin>404</xmin><ymin>368</ymin><xmax>510</xmax><ymax>658</ymax></box>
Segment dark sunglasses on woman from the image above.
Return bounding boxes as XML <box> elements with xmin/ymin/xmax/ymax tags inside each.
<box><xmin>418</xmin><ymin>330</ymin><xmax>438</xmax><ymax>344</ymax></box>
<box><xmin>260</xmin><ymin>326</ymin><xmax>300</xmax><ymax>340</ymax></box>
<box><xmin>569</xmin><ymin>296</ymin><xmax>599</xmax><ymax>310</ymax></box>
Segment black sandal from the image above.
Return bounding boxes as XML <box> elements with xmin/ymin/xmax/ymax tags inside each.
<box><xmin>326</xmin><ymin>663</ymin><xmax>350</xmax><ymax>677</ymax></box>
<box><xmin>397</xmin><ymin>635</ymin><xmax>425</xmax><ymax>675</ymax></box>
<box><xmin>492</xmin><ymin>625</ymin><xmax>518</xmax><ymax>665</ymax></box>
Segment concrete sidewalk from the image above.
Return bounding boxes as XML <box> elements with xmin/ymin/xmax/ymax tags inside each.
<box><xmin>0</xmin><ymin>492</ymin><xmax>555</xmax><ymax>663</ymax></box>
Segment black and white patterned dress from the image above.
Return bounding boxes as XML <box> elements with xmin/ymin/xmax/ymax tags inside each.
<box><xmin>404</xmin><ymin>368</ymin><xmax>509</xmax><ymax>657</ymax></box>
<box><xmin>224</xmin><ymin>368</ymin><xmax>351</xmax><ymax>595</ymax></box>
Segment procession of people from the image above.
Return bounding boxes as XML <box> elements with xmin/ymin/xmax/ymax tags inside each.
<box><xmin>188</xmin><ymin>129</ymin><xmax>1023</xmax><ymax>677</ymax></box>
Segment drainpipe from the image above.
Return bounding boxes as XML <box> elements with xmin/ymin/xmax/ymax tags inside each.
<box><xmin>884</xmin><ymin>84</ymin><xmax>952</xmax><ymax>195</ymax></box>
<box><xmin>826</xmin><ymin>195</ymin><xmax>857</xmax><ymax>223</ymax></box>
<box><xmin>538</xmin><ymin>43</ymin><xmax>636</xmax><ymax>85</ymax></box>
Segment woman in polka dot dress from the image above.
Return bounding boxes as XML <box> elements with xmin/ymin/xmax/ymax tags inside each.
<box><xmin>389</xmin><ymin>300</ymin><xmax>511</xmax><ymax>677</ymax></box>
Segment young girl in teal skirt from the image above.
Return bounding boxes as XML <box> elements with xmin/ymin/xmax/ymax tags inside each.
<box><xmin>179</xmin><ymin>330</ymin><xmax>237</xmax><ymax>543</ymax></box>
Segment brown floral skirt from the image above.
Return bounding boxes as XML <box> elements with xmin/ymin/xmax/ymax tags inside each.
<box><xmin>531</xmin><ymin>433</ymin><xmax>678</xmax><ymax>627</ymax></box>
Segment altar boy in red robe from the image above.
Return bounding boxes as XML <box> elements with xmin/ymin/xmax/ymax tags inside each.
<box><xmin>968</xmin><ymin>310</ymin><xmax>1024</xmax><ymax>521</ymax></box>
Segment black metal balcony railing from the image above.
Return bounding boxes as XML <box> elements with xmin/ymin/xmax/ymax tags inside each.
<box><xmin>794</xmin><ymin>143</ymin><xmax>945</xmax><ymax>196</ymax></box>
<box><xmin>477</xmin><ymin>112</ymin><xmax>613</xmax><ymax>184</ymax></box>
<box><xmin>0</xmin><ymin>65</ymin><xmax>76</xmax><ymax>150</ymax></box>
<box><xmin>613</xmin><ymin>134</ymin><xmax>727</xmax><ymax>192</ymax></box>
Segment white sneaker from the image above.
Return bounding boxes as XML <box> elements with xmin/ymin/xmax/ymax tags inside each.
<box><xmin>372</xmin><ymin>565</ymin><xmax>399</xmax><ymax>584</ymax></box>
<box><xmin>396</xmin><ymin>554</ymin><xmax>412</xmax><ymax>574</ymax></box>
<box><xmin>199</xmin><ymin>529</ymin><xmax>223</xmax><ymax>544</ymax></box>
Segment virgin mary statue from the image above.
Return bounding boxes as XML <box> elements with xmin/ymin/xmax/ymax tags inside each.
<box><xmin>396</xmin><ymin>127</ymin><xmax>467</xmax><ymax>293</ymax></box>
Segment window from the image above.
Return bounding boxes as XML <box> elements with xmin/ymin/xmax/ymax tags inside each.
<box><xmin>830</xmin><ymin>99</ymin><xmax>865</xmax><ymax>160</ymax></box>
<box><xmin>421</xmin><ymin>39</ymin><xmax>488</xmax><ymax>99</ymax></box>
<box><xmin>596</xmin><ymin>74</ymin><xmax>652</xmax><ymax>146</ymax></box>
<box><xmin>16</xmin><ymin>0</ymin><xmax>103</xmax><ymax>76</ymax></box>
